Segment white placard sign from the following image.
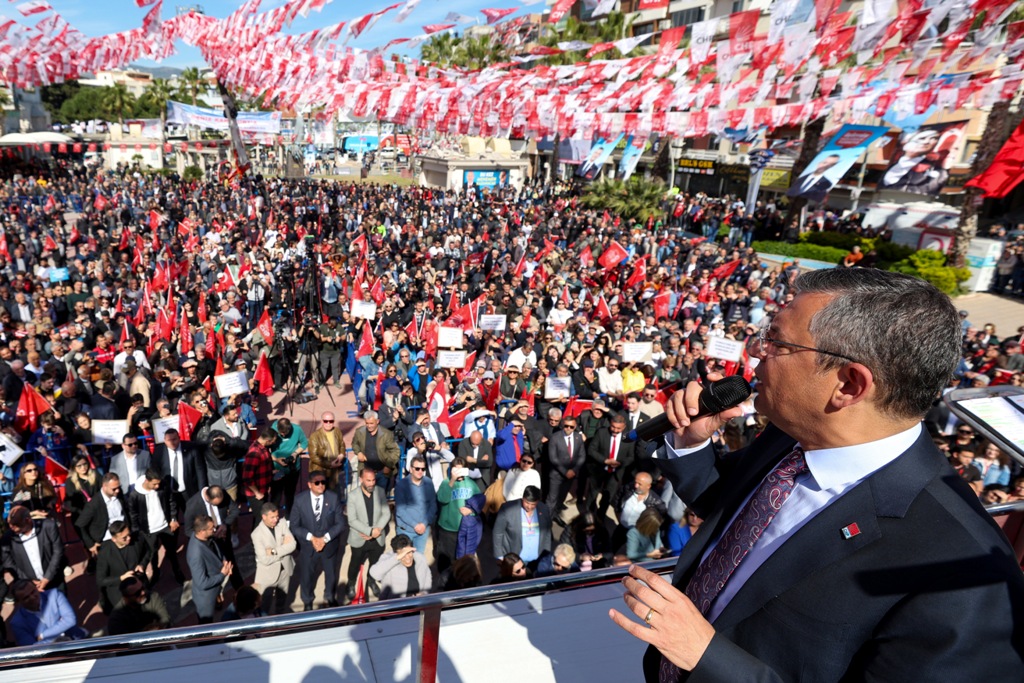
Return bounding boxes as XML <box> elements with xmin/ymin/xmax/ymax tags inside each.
<box><xmin>621</xmin><ymin>342</ymin><xmax>653</xmax><ymax>363</ymax></box>
<box><xmin>545</xmin><ymin>376</ymin><xmax>572</xmax><ymax>399</ymax></box>
<box><xmin>152</xmin><ymin>416</ymin><xmax>179</xmax><ymax>445</ymax></box>
<box><xmin>438</xmin><ymin>326</ymin><xmax>465</xmax><ymax>349</ymax></box>
<box><xmin>706</xmin><ymin>336</ymin><xmax>744</xmax><ymax>362</ymax></box>
<box><xmin>478</xmin><ymin>314</ymin><xmax>507</xmax><ymax>332</ymax></box>
<box><xmin>214</xmin><ymin>371</ymin><xmax>250</xmax><ymax>398</ymax></box>
<box><xmin>92</xmin><ymin>420</ymin><xmax>129</xmax><ymax>445</ymax></box>
<box><xmin>437</xmin><ymin>350</ymin><xmax>468</xmax><ymax>369</ymax></box>
<box><xmin>351</xmin><ymin>300</ymin><xmax>377</xmax><ymax>320</ymax></box>
<box><xmin>0</xmin><ymin>432</ymin><xmax>24</xmax><ymax>466</ymax></box>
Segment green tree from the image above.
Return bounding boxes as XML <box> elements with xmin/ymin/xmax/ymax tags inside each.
<box><xmin>40</xmin><ymin>80</ymin><xmax>80</xmax><ymax>123</ymax></box>
<box><xmin>147</xmin><ymin>78</ymin><xmax>173</xmax><ymax>130</ymax></box>
<box><xmin>421</xmin><ymin>32</ymin><xmax>461</xmax><ymax>68</ymax></box>
<box><xmin>177</xmin><ymin>67</ymin><xmax>204</xmax><ymax>106</ymax></box>
<box><xmin>102</xmin><ymin>84</ymin><xmax>136</xmax><ymax>126</ymax></box>
<box><xmin>582</xmin><ymin>175</ymin><xmax>667</xmax><ymax>223</ymax></box>
<box><xmin>59</xmin><ymin>87</ymin><xmax>110</xmax><ymax>122</ymax></box>
<box><xmin>453</xmin><ymin>34</ymin><xmax>509</xmax><ymax>70</ymax></box>
<box><xmin>536</xmin><ymin>12</ymin><xmax>638</xmax><ymax>66</ymax></box>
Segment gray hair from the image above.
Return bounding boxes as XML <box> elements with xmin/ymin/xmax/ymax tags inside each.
<box><xmin>548</xmin><ymin>407</ymin><xmax>563</xmax><ymax>420</ymax></box>
<box><xmin>794</xmin><ymin>269</ymin><xmax>960</xmax><ymax>420</ymax></box>
<box><xmin>363</xmin><ymin>410</ymin><xmax>379</xmax><ymax>421</ymax></box>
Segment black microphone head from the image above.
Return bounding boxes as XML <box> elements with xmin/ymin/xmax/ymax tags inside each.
<box><xmin>697</xmin><ymin>375</ymin><xmax>752</xmax><ymax>416</ymax></box>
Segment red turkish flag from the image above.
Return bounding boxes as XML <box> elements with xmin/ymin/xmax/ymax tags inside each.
<box><xmin>579</xmin><ymin>245</ymin><xmax>594</xmax><ymax>268</ymax></box>
<box><xmin>513</xmin><ymin>252</ymin><xmax>527</xmax><ymax>277</ymax></box>
<box><xmin>652</xmin><ymin>290</ymin><xmax>672</xmax><ymax>320</ymax></box>
<box><xmin>257</xmin><ymin>309</ymin><xmax>275</xmax><ymax>347</ymax></box>
<box><xmin>357</xmin><ymin>321</ymin><xmax>374</xmax><ymax>358</ymax></box>
<box><xmin>711</xmin><ymin>259</ymin><xmax>741</xmax><ymax>282</ymax></box>
<box><xmin>964</xmin><ymin>117</ymin><xmax>1024</xmax><ymax>198</ymax></box>
<box><xmin>179</xmin><ymin>313</ymin><xmax>193</xmax><ymax>355</ymax></box>
<box><xmin>253</xmin><ymin>352</ymin><xmax>274</xmax><ymax>396</ymax></box>
<box><xmin>178</xmin><ymin>402</ymin><xmax>202</xmax><ymax>441</ymax></box>
<box><xmin>44</xmin><ymin>195</ymin><xmax>56</xmax><ymax>213</ymax></box>
<box><xmin>149</xmin><ymin>210</ymin><xmax>162</xmax><ymax>230</ymax></box>
<box><xmin>598</xmin><ymin>240</ymin><xmax>628</xmax><ymax>269</ymax></box>
<box><xmin>625</xmin><ymin>259</ymin><xmax>647</xmax><ymax>290</ymax></box>
<box><xmin>15</xmin><ymin>384</ymin><xmax>51</xmax><ymax>432</ymax></box>
<box><xmin>594</xmin><ymin>296</ymin><xmax>612</xmax><ymax>323</ymax></box>
<box><xmin>94</xmin><ymin>194</ymin><xmax>108</xmax><ymax>211</ymax></box>
<box><xmin>481</xmin><ymin>7</ymin><xmax>517</xmax><ymax>24</ymax></box>
<box><xmin>423</xmin><ymin>23</ymin><xmax>456</xmax><ymax>33</ymax></box>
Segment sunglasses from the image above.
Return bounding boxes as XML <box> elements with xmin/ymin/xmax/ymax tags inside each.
<box><xmin>322</xmin><ymin>419</ymin><xmax>335</xmax><ymax>424</ymax></box>
<box><xmin>310</xmin><ymin>480</ymin><xmax>327</xmax><ymax>486</ymax></box>
<box><xmin>564</xmin><ymin>425</ymin><xmax>576</xmax><ymax>430</ymax></box>
<box><xmin>22</xmin><ymin>468</ymin><xmax>37</xmax><ymax>473</ymax></box>
<box><xmin>521</xmin><ymin>460</ymin><xmax>534</xmax><ymax>466</ymax></box>
<box><xmin>411</xmin><ymin>466</ymin><xmax>426</xmax><ymax>472</ymax></box>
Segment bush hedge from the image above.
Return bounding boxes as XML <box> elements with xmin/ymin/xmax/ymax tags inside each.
<box><xmin>889</xmin><ymin>249</ymin><xmax>971</xmax><ymax>295</ymax></box>
<box><xmin>751</xmin><ymin>241</ymin><xmax>849</xmax><ymax>263</ymax></box>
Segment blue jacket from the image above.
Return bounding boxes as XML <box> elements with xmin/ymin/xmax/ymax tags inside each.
<box><xmin>494</xmin><ymin>423</ymin><xmax>523</xmax><ymax>471</ymax></box>
<box><xmin>10</xmin><ymin>589</ymin><xmax>85</xmax><ymax>646</ymax></box>
<box><xmin>456</xmin><ymin>493</ymin><xmax>486</xmax><ymax>558</ymax></box>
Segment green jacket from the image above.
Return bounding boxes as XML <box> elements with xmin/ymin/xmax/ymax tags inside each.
<box><xmin>436</xmin><ymin>478</ymin><xmax>482</xmax><ymax>533</ymax></box>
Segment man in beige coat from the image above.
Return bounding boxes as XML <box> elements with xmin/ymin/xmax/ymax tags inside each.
<box><xmin>251</xmin><ymin>502</ymin><xmax>297</xmax><ymax>614</ymax></box>
<box><xmin>308</xmin><ymin>411</ymin><xmax>347</xmax><ymax>493</ymax></box>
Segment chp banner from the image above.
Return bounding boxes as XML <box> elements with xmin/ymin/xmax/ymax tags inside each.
<box><xmin>577</xmin><ymin>133</ymin><xmax>624</xmax><ymax>180</ymax></box>
<box><xmin>618</xmin><ymin>136</ymin><xmax>646</xmax><ymax>180</ymax></box>
<box><xmin>786</xmin><ymin>124</ymin><xmax>889</xmax><ymax>204</ymax></box>
<box><xmin>878</xmin><ymin>120</ymin><xmax>969</xmax><ymax>197</ymax></box>
<box><xmin>166</xmin><ymin>101</ymin><xmax>282</xmax><ymax>134</ymax></box>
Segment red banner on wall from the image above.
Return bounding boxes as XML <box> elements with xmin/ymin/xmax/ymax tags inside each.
<box><xmin>638</xmin><ymin>0</ymin><xmax>669</xmax><ymax>10</ymax></box>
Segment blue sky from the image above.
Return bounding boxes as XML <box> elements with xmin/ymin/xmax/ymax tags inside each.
<box><xmin>33</xmin><ymin>0</ymin><xmax>531</xmax><ymax>69</ymax></box>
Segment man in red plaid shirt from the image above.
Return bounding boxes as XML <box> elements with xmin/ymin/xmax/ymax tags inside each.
<box><xmin>243</xmin><ymin>428</ymin><xmax>278</xmax><ymax>519</ymax></box>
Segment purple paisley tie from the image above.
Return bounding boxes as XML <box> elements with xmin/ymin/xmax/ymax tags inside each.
<box><xmin>660</xmin><ymin>447</ymin><xmax>807</xmax><ymax>682</ymax></box>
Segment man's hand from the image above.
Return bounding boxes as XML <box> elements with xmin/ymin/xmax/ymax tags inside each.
<box><xmin>34</xmin><ymin>578</ymin><xmax>48</xmax><ymax>591</ymax></box>
<box><xmin>664</xmin><ymin>372</ymin><xmax>745</xmax><ymax>449</ymax></box>
<box><xmin>414</xmin><ymin>523</ymin><xmax>426</xmax><ymax>535</ymax></box>
<box><xmin>609</xmin><ymin>564</ymin><xmax>715</xmax><ymax>673</ymax></box>
<box><xmin>170</xmin><ymin>519</ymin><xmax>179</xmax><ymax>533</ymax></box>
<box><xmin>566</xmin><ymin>470</ymin><xmax>576</xmax><ymax>480</ymax></box>
<box><xmin>89</xmin><ymin>543</ymin><xmax>100</xmax><ymax>557</ymax></box>
<box><xmin>370</xmin><ymin>527</ymin><xmax>381</xmax><ymax>539</ymax></box>
<box><xmin>358</xmin><ymin>532</ymin><xmax>371</xmax><ymax>541</ymax></box>
<box><xmin>221</xmin><ymin>561</ymin><xmax>233</xmax><ymax>576</ymax></box>
<box><xmin>311</xmin><ymin>537</ymin><xmax>326</xmax><ymax>552</ymax></box>
<box><xmin>120</xmin><ymin>570</ymin><xmax>136</xmax><ymax>580</ymax></box>
<box><xmin>356</xmin><ymin>453</ymin><xmax>367</xmax><ymax>462</ymax></box>
<box><xmin>459</xmin><ymin>507</ymin><xmax>473</xmax><ymax>516</ymax></box>
<box><xmin>266</xmin><ymin>546</ymin><xmax>275</xmax><ymax>556</ymax></box>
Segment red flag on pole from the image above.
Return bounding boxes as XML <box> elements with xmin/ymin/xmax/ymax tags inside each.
<box><xmin>594</xmin><ymin>296</ymin><xmax>612</xmax><ymax>323</ymax></box>
<box><xmin>598</xmin><ymin>240</ymin><xmax>628</xmax><ymax>269</ymax></box>
<box><xmin>357</xmin><ymin>322</ymin><xmax>374</xmax><ymax>358</ymax></box>
<box><xmin>256</xmin><ymin>309</ymin><xmax>275</xmax><ymax>347</ymax></box>
<box><xmin>579</xmin><ymin>245</ymin><xmax>594</xmax><ymax>268</ymax></box>
<box><xmin>253</xmin><ymin>352</ymin><xmax>275</xmax><ymax>396</ymax></box>
<box><xmin>178</xmin><ymin>402</ymin><xmax>202</xmax><ymax>441</ymax></box>
<box><xmin>15</xmin><ymin>384</ymin><xmax>51</xmax><ymax>432</ymax></box>
<box><xmin>653</xmin><ymin>290</ymin><xmax>672</xmax><ymax>319</ymax></box>
<box><xmin>711</xmin><ymin>259</ymin><xmax>741</xmax><ymax>281</ymax></box>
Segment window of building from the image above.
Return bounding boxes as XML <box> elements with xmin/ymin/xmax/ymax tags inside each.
<box><xmin>731</xmin><ymin>0</ymin><xmax>745</xmax><ymax>13</ymax></box>
<box><xmin>670</xmin><ymin>6</ymin><xmax>705</xmax><ymax>28</ymax></box>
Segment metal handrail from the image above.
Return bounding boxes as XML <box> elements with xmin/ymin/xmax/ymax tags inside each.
<box><xmin>984</xmin><ymin>500</ymin><xmax>1024</xmax><ymax>516</ymax></box>
<box><xmin>0</xmin><ymin>558</ymin><xmax>677</xmax><ymax>670</ymax></box>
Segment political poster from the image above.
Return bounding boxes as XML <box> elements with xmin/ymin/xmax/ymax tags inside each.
<box><xmin>878</xmin><ymin>120</ymin><xmax>969</xmax><ymax>196</ymax></box>
<box><xmin>166</xmin><ymin>101</ymin><xmax>281</xmax><ymax>134</ymax></box>
<box><xmin>464</xmin><ymin>170</ymin><xmax>509</xmax><ymax>188</ymax></box>
<box><xmin>478</xmin><ymin>314</ymin><xmax>507</xmax><ymax>332</ymax></box>
<box><xmin>92</xmin><ymin>420</ymin><xmax>129</xmax><ymax>445</ymax></box>
<box><xmin>786</xmin><ymin>124</ymin><xmax>890</xmax><ymax>203</ymax></box>
<box><xmin>152</xmin><ymin>416</ymin><xmax>178</xmax><ymax>445</ymax></box>
<box><xmin>214</xmin><ymin>371</ymin><xmax>249</xmax><ymax>398</ymax></box>
<box><xmin>438</xmin><ymin>326</ymin><xmax>464</xmax><ymax>348</ymax></box>
<box><xmin>545</xmin><ymin>376</ymin><xmax>572</xmax><ymax>399</ymax></box>
<box><xmin>622</xmin><ymin>342</ymin><xmax>653</xmax><ymax>363</ymax></box>
<box><xmin>558</xmin><ymin>138</ymin><xmax>591</xmax><ymax>164</ymax></box>
<box><xmin>577</xmin><ymin>134</ymin><xmax>624</xmax><ymax>180</ymax></box>
<box><xmin>0</xmin><ymin>432</ymin><xmax>24</xmax><ymax>466</ymax></box>
<box><xmin>618</xmin><ymin>136</ymin><xmax>645</xmax><ymax>180</ymax></box>
<box><xmin>351</xmin><ymin>300</ymin><xmax>377</xmax><ymax>319</ymax></box>
<box><xmin>437</xmin><ymin>350</ymin><xmax>467</xmax><ymax>369</ymax></box>
<box><xmin>706</xmin><ymin>337</ymin><xmax>744</xmax><ymax>362</ymax></box>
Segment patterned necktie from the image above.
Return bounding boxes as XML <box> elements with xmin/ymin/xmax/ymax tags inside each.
<box><xmin>314</xmin><ymin>496</ymin><xmax>322</xmax><ymax>523</ymax></box>
<box><xmin>660</xmin><ymin>447</ymin><xmax>808</xmax><ymax>683</ymax></box>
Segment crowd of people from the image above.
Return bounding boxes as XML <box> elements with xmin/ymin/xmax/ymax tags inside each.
<box><xmin>0</xmin><ymin>156</ymin><xmax>1019</xmax><ymax>646</ymax></box>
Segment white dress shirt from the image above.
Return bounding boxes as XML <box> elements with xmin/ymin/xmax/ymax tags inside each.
<box><xmin>102</xmin><ymin>492</ymin><xmax>124</xmax><ymax>541</ymax></box>
<box><xmin>306</xmin><ymin>492</ymin><xmax>331</xmax><ymax>543</ymax></box>
<box><xmin>663</xmin><ymin>423</ymin><xmax>920</xmax><ymax>622</ymax></box>
<box><xmin>19</xmin><ymin>529</ymin><xmax>44</xmax><ymax>579</ymax></box>
<box><xmin>167</xmin><ymin>448</ymin><xmax>184</xmax><ymax>492</ymax></box>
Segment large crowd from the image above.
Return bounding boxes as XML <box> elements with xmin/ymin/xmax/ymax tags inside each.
<box><xmin>0</xmin><ymin>155</ymin><xmax>1020</xmax><ymax>645</ymax></box>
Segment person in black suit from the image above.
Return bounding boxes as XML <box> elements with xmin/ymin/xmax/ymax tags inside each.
<box><xmin>586</xmin><ymin>415</ymin><xmax>635</xmax><ymax>518</ymax></box>
<box><xmin>77</xmin><ymin>473</ymin><xmax>127</xmax><ymax>561</ymax></box>
<box><xmin>611</xmin><ymin>269</ymin><xmax>1024</xmax><ymax>680</ymax></box>
<box><xmin>95</xmin><ymin>520</ymin><xmax>150</xmax><ymax>613</ymax></box>
<box><xmin>545</xmin><ymin>415</ymin><xmax>586</xmax><ymax>512</ymax></box>
<box><xmin>457</xmin><ymin>430</ymin><xmax>493</xmax><ymax>487</ymax></box>
<box><xmin>2</xmin><ymin>506</ymin><xmax>66</xmax><ymax>593</ymax></box>
<box><xmin>128</xmin><ymin>469</ymin><xmax>184</xmax><ymax>584</ymax></box>
<box><xmin>786</xmin><ymin>153</ymin><xmax>841</xmax><ymax>204</ymax></box>
<box><xmin>623</xmin><ymin>392</ymin><xmax>652</xmax><ymax>457</ymax></box>
<box><xmin>153</xmin><ymin>428</ymin><xmax>208</xmax><ymax>510</ymax></box>
<box><xmin>90</xmin><ymin>381</ymin><xmax>122</xmax><ymax>421</ymax></box>
<box><xmin>290</xmin><ymin>470</ymin><xmax>347</xmax><ymax>610</ymax></box>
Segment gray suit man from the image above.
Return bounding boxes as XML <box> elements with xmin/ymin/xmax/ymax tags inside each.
<box><xmin>545</xmin><ymin>418</ymin><xmax>586</xmax><ymax>511</ymax></box>
<box><xmin>345</xmin><ymin>468</ymin><xmax>391</xmax><ymax>601</ymax></box>
<box><xmin>108</xmin><ymin>434</ymin><xmax>151</xmax><ymax>493</ymax></box>
<box><xmin>186</xmin><ymin>514</ymin><xmax>231</xmax><ymax>623</ymax></box>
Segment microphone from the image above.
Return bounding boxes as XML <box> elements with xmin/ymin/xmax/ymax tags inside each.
<box><xmin>628</xmin><ymin>375</ymin><xmax>752</xmax><ymax>442</ymax></box>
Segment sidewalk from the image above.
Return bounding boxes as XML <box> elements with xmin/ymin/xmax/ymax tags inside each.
<box><xmin>955</xmin><ymin>292</ymin><xmax>1024</xmax><ymax>335</ymax></box>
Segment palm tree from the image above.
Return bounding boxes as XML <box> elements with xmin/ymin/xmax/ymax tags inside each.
<box><xmin>177</xmin><ymin>67</ymin><xmax>204</xmax><ymax>106</ymax></box>
<box><xmin>582</xmin><ymin>176</ymin><xmax>667</xmax><ymax>223</ymax></box>
<box><xmin>421</xmin><ymin>33</ymin><xmax>461</xmax><ymax>68</ymax></box>
<box><xmin>453</xmin><ymin>34</ymin><xmax>509</xmax><ymax>70</ymax></box>
<box><xmin>951</xmin><ymin>94</ymin><xmax>1024</xmax><ymax>268</ymax></box>
<box><xmin>146</xmin><ymin>78</ymin><xmax>173</xmax><ymax>136</ymax></box>
<box><xmin>102</xmin><ymin>84</ymin><xmax>136</xmax><ymax>126</ymax></box>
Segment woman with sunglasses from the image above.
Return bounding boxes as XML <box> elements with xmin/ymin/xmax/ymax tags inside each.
<box><xmin>12</xmin><ymin>463</ymin><xmax>58</xmax><ymax>519</ymax></box>
<box><xmin>64</xmin><ymin>455</ymin><xmax>100</xmax><ymax>537</ymax></box>
<box><xmin>491</xmin><ymin>552</ymin><xmax>530</xmax><ymax>584</ymax></box>
<box><xmin>502</xmin><ymin>450</ymin><xmax>541</xmax><ymax>503</ymax></box>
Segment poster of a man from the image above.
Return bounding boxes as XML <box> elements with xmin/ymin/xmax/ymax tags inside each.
<box><xmin>786</xmin><ymin>124</ymin><xmax>890</xmax><ymax>204</ymax></box>
<box><xmin>789</xmin><ymin>154</ymin><xmax>843</xmax><ymax>203</ymax></box>
<box><xmin>880</xmin><ymin>121</ymin><xmax>968</xmax><ymax>196</ymax></box>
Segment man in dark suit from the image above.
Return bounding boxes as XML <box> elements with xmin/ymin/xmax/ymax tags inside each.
<box><xmin>187</xmin><ymin>514</ymin><xmax>231</xmax><ymax>624</ymax></box>
<box><xmin>611</xmin><ymin>269</ymin><xmax>1024</xmax><ymax>680</ymax></box>
<box><xmin>77</xmin><ymin>473</ymin><xmax>127</xmax><ymax>561</ymax></box>
<box><xmin>786</xmin><ymin>153</ymin><xmax>841</xmax><ymax>204</ymax></box>
<box><xmin>290</xmin><ymin>470</ymin><xmax>347</xmax><ymax>610</ymax></box>
<box><xmin>90</xmin><ymin>381</ymin><xmax>122</xmax><ymax>420</ymax></box>
<box><xmin>623</xmin><ymin>392</ymin><xmax>652</xmax><ymax>457</ymax></box>
<box><xmin>183</xmin><ymin>486</ymin><xmax>242</xmax><ymax>589</ymax></box>
<box><xmin>457</xmin><ymin>429</ymin><xmax>493</xmax><ymax>486</ymax></box>
<box><xmin>586</xmin><ymin>414</ymin><xmax>635</xmax><ymax>518</ymax></box>
<box><xmin>2</xmin><ymin>506</ymin><xmax>66</xmax><ymax>593</ymax></box>
<box><xmin>127</xmin><ymin>469</ymin><xmax>184</xmax><ymax>584</ymax></box>
<box><xmin>492</xmin><ymin>486</ymin><xmax>552</xmax><ymax>570</ymax></box>
<box><xmin>153</xmin><ymin>428</ymin><xmax>208</xmax><ymax>510</ymax></box>
<box><xmin>545</xmin><ymin>415</ymin><xmax>586</xmax><ymax>512</ymax></box>
<box><xmin>95</xmin><ymin>520</ymin><xmax>150</xmax><ymax>613</ymax></box>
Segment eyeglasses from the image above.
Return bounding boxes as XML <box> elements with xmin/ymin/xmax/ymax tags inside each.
<box><xmin>22</xmin><ymin>468</ymin><xmax>37</xmax><ymax>473</ymax></box>
<box><xmin>123</xmin><ymin>443</ymin><xmax>138</xmax><ymax>448</ymax></box>
<box><xmin>563</xmin><ymin>424</ymin><xmax>576</xmax><ymax>430</ymax></box>
<box><xmin>752</xmin><ymin>317</ymin><xmax>861</xmax><ymax>365</ymax></box>
<box><xmin>552</xmin><ymin>561</ymin><xmax>568</xmax><ymax>570</ymax></box>
<box><xmin>310</xmin><ymin>480</ymin><xmax>327</xmax><ymax>486</ymax></box>
<box><xmin>411</xmin><ymin>466</ymin><xmax>426</xmax><ymax>472</ymax></box>
<box><xmin>957</xmin><ymin>429</ymin><xmax>973</xmax><ymax>435</ymax></box>
<box><xmin>521</xmin><ymin>460</ymin><xmax>534</xmax><ymax>466</ymax></box>
<box><xmin>322</xmin><ymin>419</ymin><xmax>334</xmax><ymax>424</ymax></box>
